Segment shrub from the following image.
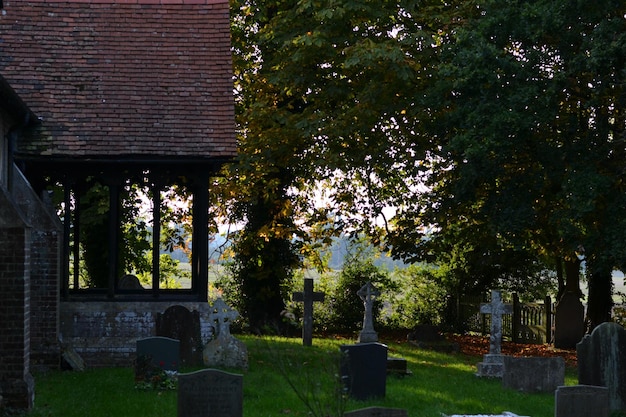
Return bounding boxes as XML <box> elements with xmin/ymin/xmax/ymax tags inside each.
<box><xmin>384</xmin><ymin>263</ymin><xmax>449</xmax><ymax>329</ymax></box>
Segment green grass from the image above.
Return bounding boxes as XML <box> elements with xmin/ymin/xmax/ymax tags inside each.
<box><xmin>26</xmin><ymin>335</ymin><xmax>577</xmax><ymax>417</ymax></box>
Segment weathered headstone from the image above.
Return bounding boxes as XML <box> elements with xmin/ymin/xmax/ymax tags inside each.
<box><xmin>178</xmin><ymin>369</ymin><xmax>243</xmax><ymax>417</ymax></box>
<box><xmin>136</xmin><ymin>336</ymin><xmax>180</xmax><ymax>372</ymax></box>
<box><xmin>577</xmin><ymin>322</ymin><xmax>626</xmax><ymax>412</ymax></box>
<box><xmin>344</xmin><ymin>406</ymin><xmax>408</xmax><ymax>417</ymax></box>
<box><xmin>292</xmin><ymin>278</ymin><xmax>325</xmax><ymax>346</ymax></box>
<box><xmin>357</xmin><ymin>282</ymin><xmax>380</xmax><ymax>343</ymax></box>
<box><xmin>502</xmin><ymin>356</ymin><xmax>564</xmax><ymax>393</ymax></box>
<box><xmin>555</xmin><ymin>385</ymin><xmax>609</xmax><ymax>417</ymax></box>
<box><xmin>156</xmin><ymin>305</ymin><xmax>203</xmax><ymax>366</ymax></box>
<box><xmin>476</xmin><ymin>290</ymin><xmax>512</xmax><ymax>378</ymax></box>
<box><xmin>554</xmin><ymin>291</ymin><xmax>585</xmax><ymax>349</ymax></box>
<box><xmin>340</xmin><ymin>342</ymin><xmax>388</xmax><ymax>400</ymax></box>
<box><xmin>203</xmin><ymin>298</ymin><xmax>248</xmax><ymax>370</ymax></box>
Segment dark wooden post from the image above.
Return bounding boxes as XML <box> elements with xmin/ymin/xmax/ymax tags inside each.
<box><xmin>61</xmin><ymin>180</ymin><xmax>71</xmax><ymax>298</ymax></box>
<box><xmin>151</xmin><ymin>180</ymin><xmax>162</xmax><ymax>298</ymax></box>
<box><xmin>192</xmin><ymin>172</ymin><xmax>209</xmax><ymax>302</ymax></box>
<box><xmin>292</xmin><ymin>278</ymin><xmax>325</xmax><ymax>346</ymax></box>
<box><xmin>107</xmin><ymin>181</ymin><xmax>121</xmax><ymax>298</ymax></box>
<box><xmin>512</xmin><ymin>293</ymin><xmax>520</xmax><ymax>343</ymax></box>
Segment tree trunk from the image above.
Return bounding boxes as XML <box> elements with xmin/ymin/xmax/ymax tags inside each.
<box><xmin>585</xmin><ymin>259</ymin><xmax>613</xmax><ymax>332</ymax></box>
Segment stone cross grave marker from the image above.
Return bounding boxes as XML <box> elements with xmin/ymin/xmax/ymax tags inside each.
<box><xmin>211</xmin><ymin>297</ymin><xmax>239</xmax><ymax>338</ymax></box>
<box><xmin>292</xmin><ymin>278</ymin><xmax>325</xmax><ymax>346</ymax></box>
<box><xmin>480</xmin><ymin>290</ymin><xmax>512</xmax><ymax>354</ymax></box>
<box><xmin>357</xmin><ymin>281</ymin><xmax>380</xmax><ymax>343</ymax></box>
<box><xmin>203</xmin><ymin>298</ymin><xmax>249</xmax><ymax>369</ymax></box>
<box><xmin>178</xmin><ymin>368</ymin><xmax>243</xmax><ymax>417</ymax></box>
<box><xmin>476</xmin><ymin>290</ymin><xmax>512</xmax><ymax>378</ymax></box>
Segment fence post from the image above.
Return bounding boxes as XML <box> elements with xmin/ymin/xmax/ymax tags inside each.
<box><xmin>512</xmin><ymin>293</ymin><xmax>520</xmax><ymax>343</ymax></box>
<box><xmin>544</xmin><ymin>295</ymin><xmax>552</xmax><ymax>344</ymax></box>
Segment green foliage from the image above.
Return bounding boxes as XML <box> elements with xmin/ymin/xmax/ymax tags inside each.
<box><xmin>77</xmin><ymin>181</ymin><xmax>151</xmax><ymax>288</ymax></box>
<box><xmin>136</xmin><ymin>253</ymin><xmax>187</xmax><ymax>289</ymax></box>
<box><xmin>388</xmin><ymin>0</ymin><xmax>626</xmax><ymax>326</ymax></box>
<box><xmin>386</xmin><ymin>264</ymin><xmax>450</xmax><ymax>328</ymax></box>
<box><xmin>223</xmin><ymin>0</ymin><xmax>626</xmax><ymax>328</ymax></box>
<box><xmin>222</xmin><ymin>218</ymin><xmax>301</xmax><ymax>333</ymax></box>
<box><xmin>316</xmin><ymin>240</ymin><xmax>395</xmax><ymax>333</ymax></box>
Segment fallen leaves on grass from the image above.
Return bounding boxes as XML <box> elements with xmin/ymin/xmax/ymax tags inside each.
<box><xmin>447</xmin><ymin>333</ymin><xmax>577</xmax><ymax>367</ymax></box>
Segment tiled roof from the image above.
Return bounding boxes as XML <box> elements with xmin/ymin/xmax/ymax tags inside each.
<box><xmin>0</xmin><ymin>0</ymin><xmax>236</xmax><ymax>159</ymax></box>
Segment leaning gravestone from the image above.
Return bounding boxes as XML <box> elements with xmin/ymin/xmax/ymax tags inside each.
<box><xmin>203</xmin><ymin>298</ymin><xmax>248</xmax><ymax>370</ymax></box>
<box><xmin>340</xmin><ymin>342</ymin><xmax>388</xmax><ymax>400</ymax></box>
<box><xmin>357</xmin><ymin>282</ymin><xmax>380</xmax><ymax>343</ymax></box>
<box><xmin>553</xmin><ymin>291</ymin><xmax>585</xmax><ymax>349</ymax></box>
<box><xmin>156</xmin><ymin>305</ymin><xmax>203</xmax><ymax>366</ymax></box>
<box><xmin>501</xmin><ymin>356</ymin><xmax>564</xmax><ymax>393</ymax></box>
<box><xmin>476</xmin><ymin>290</ymin><xmax>512</xmax><ymax>378</ymax></box>
<box><xmin>292</xmin><ymin>278</ymin><xmax>325</xmax><ymax>346</ymax></box>
<box><xmin>577</xmin><ymin>322</ymin><xmax>626</xmax><ymax>413</ymax></box>
<box><xmin>555</xmin><ymin>385</ymin><xmax>609</xmax><ymax>417</ymax></box>
<box><xmin>178</xmin><ymin>369</ymin><xmax>243</xmax><ymax>417</ymax></box>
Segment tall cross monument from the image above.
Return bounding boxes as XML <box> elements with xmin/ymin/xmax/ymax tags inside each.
<box><xmin>476</xmin><ymin>290</ymin><xmax>512</xmax><ymax>378</ymax></box>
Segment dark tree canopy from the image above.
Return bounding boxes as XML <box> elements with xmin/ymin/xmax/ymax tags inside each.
<box><xmin>223</xmin><ymin>0</ymin><xmax>626</xmax><ymax>331</ymax></box>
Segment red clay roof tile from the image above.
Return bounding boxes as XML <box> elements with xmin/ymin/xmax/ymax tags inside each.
<box><xmin>0</xmin><ymin>0</ymin><xmax>236</xmax><ymax>159</ymax></box>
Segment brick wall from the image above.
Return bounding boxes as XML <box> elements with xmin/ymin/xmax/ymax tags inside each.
<box><xmin>10</xmin><ymin>165</ymin><xmax>62</xmax><ymax>369</ymax></box>
<box><xmin>0</xmin><ymin>221</ymin><xmax>35</xmax><ymax>409</ymax></box>
<box><xmin>60</xmin><ymin>301</ymin><xmax>215</xmax><ymax>367</ymax></box>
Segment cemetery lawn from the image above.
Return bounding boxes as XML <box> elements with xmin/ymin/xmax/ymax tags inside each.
<box><xmin>26</xmin><ymin>334</ymin><xmax>577</xmax><ymax>417</ymax></box>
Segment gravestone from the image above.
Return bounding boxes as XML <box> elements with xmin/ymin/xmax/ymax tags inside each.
<box><xmin>577</xmin><ymin>322</ymin><xmax>626</xmax><ymax>412</ymax></box>
<box><xmin>136</xmin><ymin>337</ymin><xmax>180</xmax><ymax>384</ymax></box>
<box><xmin>386</xmin><ymin>357</ymin><xmax>411</xmax><ymax>376</ymax></box>
<box><xmin>555</xmin><ymin>385</ymin><xmax>609</xmax><ymax>417</ymax></box>
<box><xmin>476</xmin><ymin>290</ymin><xmax>512</xmax><ymax>378</ymax></box>
<box><xmin>136</xmin><ymin>336</ymin><xmax>180</xmax><ymax>371</ymax></box>
<box><xmin>357</xmin><ymin>282</ymin><xmax>380</xmax><ymax>343</ymax></box>
<box><xmin>292</xmin><ymin>278</ymin><xmax>325</xmax><ymax>346</ymax></box>
<box><xmin>553</xmin><ymin>291</ymin><xmax>585</xmax><ymax>349</ymax></box>
<box><xmin>203</xmin><ymin>298</ymin><xmax>248</xmax><ymax>370</ymax></box>
<box><xmin>407</xmin><ymin>324</ymin><xmax>460</xmax><ymax>353</ymax></box>
<box><xmin>501</xmin><ymin>356</ymin><xmax>564</xmax><ymax>393</ymax></box>
<box><xmin>178</xmin><ymin>369</ymin><xmax>243</xmax><ymax>417</ymax></box>
<box><xmin>118</xmin><ymin>274</ymin><xmax>144</xmax><ymax>289</ymax></box>
<box><xmin>344</xmin><ymin>406</ymin><xmax>408</xmax><ymax>417</ymax></box>
<box><xmin>156</xmin><ymin>305</ymin><xmax>203</xmax><ymax>366</ymax></box>
<box><xmin>340</xmin><ymin>342</ymin><xmax>388</xmax><ymax>400</ymax></box>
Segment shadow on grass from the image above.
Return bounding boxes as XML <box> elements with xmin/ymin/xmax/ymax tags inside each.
<box><xmin>25</xmin><ymin>335</ymin><xmax>571</xmax><ymax>417</ymax></box>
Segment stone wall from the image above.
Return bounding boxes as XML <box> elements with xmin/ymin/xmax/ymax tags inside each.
<box><xmin>60</xmin><ymin>301</ymin><xmax>215</xmax><ymax>367</ymax></box>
